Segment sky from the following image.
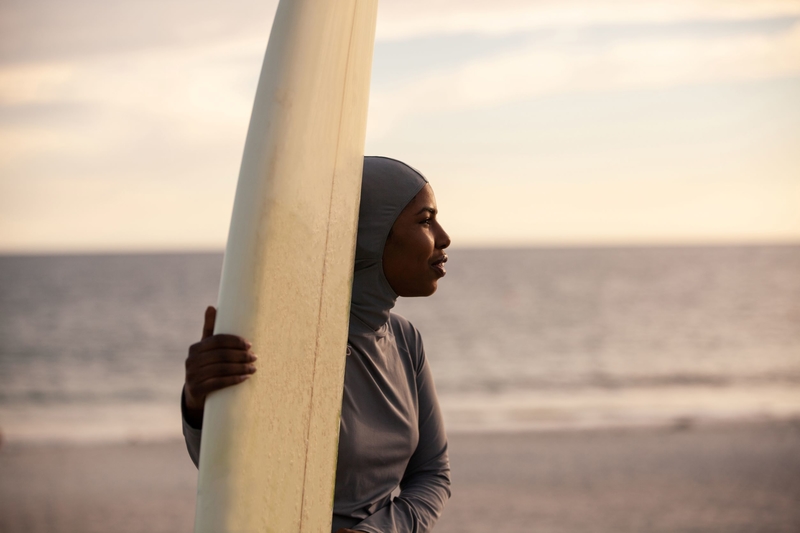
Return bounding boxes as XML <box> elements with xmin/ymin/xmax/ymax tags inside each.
<box><xmin>1</xmin><ymin>0</ymin><xmax>799</xmax><ymax>252</ymax></box>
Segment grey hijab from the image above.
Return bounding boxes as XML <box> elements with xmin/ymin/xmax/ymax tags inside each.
<box><xmin>332</xmin><ymin>156</ymin><xmax>445</xmax><ymax>531</ymax></box>
<box><xmin>349</xmin><ymin>156</ymin><xmax>429</xmax><ymax>333</ymax></box>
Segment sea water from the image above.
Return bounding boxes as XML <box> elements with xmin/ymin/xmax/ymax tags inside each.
<box><xmin>1</xmin><ymin>246</ymin><xmax>798</xmax><ymax>444</ymax></box>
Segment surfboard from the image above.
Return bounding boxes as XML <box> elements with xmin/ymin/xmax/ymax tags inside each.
<box><xmin>193</xmin><ymin>1</ymin><xmax>378</xmax><ymax>532</ymax></box>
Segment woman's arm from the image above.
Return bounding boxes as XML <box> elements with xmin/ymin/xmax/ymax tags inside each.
<box><xmin>181</xmin><ymin>306</ymin><xmax>257</xmax><ymax>466</ymax></box>
<box><xmin>353</xmin><ymin>346</ymin><xmax>451</xmax><ymax>533</ymax></box>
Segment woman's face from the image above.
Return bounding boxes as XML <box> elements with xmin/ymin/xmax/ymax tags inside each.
<box><xmin>382</xmin><ymin>184</ymin><xmax>451</xmax><ymax>297</ymax></box>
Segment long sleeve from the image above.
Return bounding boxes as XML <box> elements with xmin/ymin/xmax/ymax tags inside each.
<box><xmin>352</xmin><ymin>347</ymin><xmax>451</xmax><ymax>533</ymax></box>
<box><xmin>180</xmin><ymin>313</ymin><xmax>453</xmax><ymax>532</ymax></box>
<box><xmin>181</xmin><ymin>388</ymin><xmax>203</xmax><ymax>468</ymax></box>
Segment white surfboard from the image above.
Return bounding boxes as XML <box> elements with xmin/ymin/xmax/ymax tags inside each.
<box><xmin>193</xmin><ymin>1</ymin><xmax>378</xmax><ymax>532</ymax></box>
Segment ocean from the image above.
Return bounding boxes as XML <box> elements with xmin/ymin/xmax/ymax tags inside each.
<box><xmin>1</xmin><ymin>245</ymin><xmax>798</xmax><ymax>444</ymax></box>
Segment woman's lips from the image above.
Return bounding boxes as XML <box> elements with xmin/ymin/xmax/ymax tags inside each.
<box><xmin>431</xmin><ymin>255</ymin><xmax>447</xmax><ymax>277</ymax></box>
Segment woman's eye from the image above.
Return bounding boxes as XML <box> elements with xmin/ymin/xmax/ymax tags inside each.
<box><xmin>421</xmin><ymin>218</ymin><xmax>432</xmax><ymax>225</ymax></box>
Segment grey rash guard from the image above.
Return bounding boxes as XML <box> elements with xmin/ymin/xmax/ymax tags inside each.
<box><xmin>182</xmin><ymin>156</ymin><xmax>451</xmax><ymax>532</ymax></box>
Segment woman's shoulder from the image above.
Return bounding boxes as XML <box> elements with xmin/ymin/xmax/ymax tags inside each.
<box><xmin>388</xmin><ymin>312</ymin><xmax>425</xmax><ymax>370</ymax></box>
<box><xmin>388</xmin><ymin>312</ymin><xmax>420</xmax><ymax>337</ymax></box>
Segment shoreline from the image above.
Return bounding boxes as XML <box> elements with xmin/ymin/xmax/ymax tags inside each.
<box><xmin>3</xmin><ymin>380</ymin><xmax>799</xmax><ymax>447</ymax></box>
<box><xmin>0</xmin><ymin>413</ymin><xmax>800</xmax><ymax>448</ymax></box>
<box><xmin>2</xmin><ymin>411</ymin><xmax>798</xmax><ymax>450</ymax></box>
<box><xmin>2</xmin><ymin>419</ymin><xmax>798</xmax><ymax>533</ymax></box>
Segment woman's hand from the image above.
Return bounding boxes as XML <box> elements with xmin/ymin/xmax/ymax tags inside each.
<box><xmin>183</xmin><ymin>306</ymin><xmax>257</xmax><ymax>426</ymax></box>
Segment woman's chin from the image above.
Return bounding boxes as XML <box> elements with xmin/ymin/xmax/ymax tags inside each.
<box><xmin>417</xmin><ymin>281</ymin><xmax>439</xmax><ymax>298</ymax></box>
<box><xmin>428</xmin><ymin>280</ymin><xmax>439</xmax><ymax>295</ymax></box>
<box><xmin>397</xmin><ymin>281</ymin><xmax>438</xmax><ymax>298</ymax></box>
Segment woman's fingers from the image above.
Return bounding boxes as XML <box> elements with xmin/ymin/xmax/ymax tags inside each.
<box><xmin>184</xmin><ymin>308</ymin><xmax>257</xmax><ymax>411</ymax></box>
<box><xmin>191</xmin><ymin>334</ymin><xmax>251</xmax><ymax>353</ymax></box>
<box><xmin>185</xmin><ymin>353</ymin><xmax>257</xmax><ymax>403</ymax></box>
<box><xmin>189</xmin><ymin>362</ymin><xmax>257</xmax><ymax>384</ymax></box>
<box><xmin>191</xmin><ymin>375</ymin><xmax>252</xmax><ymax>398</ymax></box>
<box><xmin>202</xmin><ymin>306</ymin><xmax>216</xmax><ymax>340</ymax></box>
<box><xmin>186</xmin><ymin>349</ymin><xmax>257</xmax><ymax>370</ymax></box>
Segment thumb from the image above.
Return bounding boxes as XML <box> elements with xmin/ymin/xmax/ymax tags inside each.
<box><xmin>202</xmin><ymin>305</ymin><xmax>216</xmax><ymax>340</ymax></box>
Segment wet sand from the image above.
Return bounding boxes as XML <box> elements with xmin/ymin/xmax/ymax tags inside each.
<box><xmin>1</xmin><ymin>420</ymin><xmax>798</xmax><ymax>533</ymax></box>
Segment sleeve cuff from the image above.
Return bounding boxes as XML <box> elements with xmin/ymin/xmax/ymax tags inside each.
<box><xmin>181</xmin><ymin>387</ymin><xmax>204</xmax><ymax>430</ymax></box>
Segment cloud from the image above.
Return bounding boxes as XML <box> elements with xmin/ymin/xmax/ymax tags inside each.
<box><xmin>2</xmin><ymin>0</ymin><xmax>799</xmax><ymax>250</ymax></box>
<box><xmin>3</xmin><ymin>0</ymin><xmax>799</xmax><ymax>66</ymax></box>
<box><xmin>367</xmin><ymin>21</ymin><xmax>800</xmax><ymax>138</ymax></box>
<box><xmin>0</xmin><ymin>37</ymin><xmax>262</xmax><ymax>171</ymax></box>
<box><xmin>376</xmin><ymin>0</ymin><xmax>800</xmax><ymax>40</ymax></box>
<box><xmin>0</xmin><ymin>0</ymin><xmax>278</xmax><ymax>63</ymax></box>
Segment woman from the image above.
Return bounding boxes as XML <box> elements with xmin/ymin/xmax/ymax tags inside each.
<box><xmin>182</xmin><ymin>156</ymin><xmax>452</xmax><ymax>532</ymax></box>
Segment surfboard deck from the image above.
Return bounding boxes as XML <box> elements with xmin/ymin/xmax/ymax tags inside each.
<box><xmin>193</xmin><ymin>1</ymin><xmax>378</xmax><ymax>532</ymax></box>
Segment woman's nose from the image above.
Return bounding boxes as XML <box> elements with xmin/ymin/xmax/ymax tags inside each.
<box><xmin>436</xmin><ymin>223</ymin><xmax>451</xmax><ymax>250</ymax></box>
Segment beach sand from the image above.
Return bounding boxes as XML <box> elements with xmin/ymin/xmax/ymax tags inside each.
<box><xmin>1</xmin><ymin>420</ymin><xmax>798</xmax><ymax>533</ymax></box>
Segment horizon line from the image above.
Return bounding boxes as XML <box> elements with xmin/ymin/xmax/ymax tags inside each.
<box><xmin>1</xmin><ymin>239</ymin><xmax>798</xmax><ymax>257</ymax></box>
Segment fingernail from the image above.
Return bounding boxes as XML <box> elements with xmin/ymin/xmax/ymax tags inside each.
<box><xmin>249</xmin><ymin>354</ymin><xmax>258</xmax><ymax>361</ymax></box>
